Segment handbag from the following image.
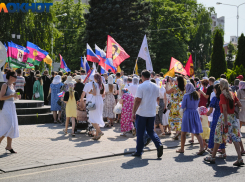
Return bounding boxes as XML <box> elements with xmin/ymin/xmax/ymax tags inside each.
<box><xmin>0</xmin><ymin>86</ymin><xmax>8</xmax><ymax>110</ymax></box>
<box><xmin>86</xmin><ymin>82</ymin><xmax>96</xmax><ymax>111</ymax></box>
<box><xmin>167</xmin><ymin>103</ymin><xmax>172</xmax><ymax>110</ymax></box>
<box><xmin>35</xmin><ymin>92</ymin><xmax>40</xmax><ymax>98</ymax></box>
<box><xmin>57</xmin><ymin>99</ymin><xmax>62</xmax><ymax>106</ymax></box>
<box><xmin>86</xmin><ymin>97</ymin><xmax>96</xmax><ymax>111</ymax></box>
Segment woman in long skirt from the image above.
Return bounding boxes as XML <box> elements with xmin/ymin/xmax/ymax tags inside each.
<box><xmin>0</xmin><ymin>70</ymin><xmax>20</xmax><ymax>153</ymax></box>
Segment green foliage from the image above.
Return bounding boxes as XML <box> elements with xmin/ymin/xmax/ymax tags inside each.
<box><xmin>226</xmin><ymin>41</ymin><xmax>236</xmax><ymax>69</ymax></box>
<box><xmin>84</xmin><ymin>0</ymin><xmax>152</xmax><ymax>73</ymax></box>
<box><xmin>149</xmin><ymin>0</ymin><xmax>192</xmax><ymax>72</ymax></box>
<box><xmin>225</xmin><ymin>65</ymin><xmax>245</xmax><ymax>83</ymax></box>
<box><xmin>149</xmin><ymin>0</ymin><xmax>214</xmax><ymax>72</ymax></box>
<box><xmin>234</xmin><ymin>33</ymin><xmax>245</xmax><ymax>68</ymax></box>
<box><xmin>209</xmin><ymin>28</ymin><xmax>227</xmax><ymax>78</ymax></box>
<box><xmin>187</xmin><ymin>4</ymin><xmax>214</xmax><ymax>70</ymax></box>
<box><xmin>0</xmin><ymin>0</ymin><xmax>56</xmax><ymax>60</ymax></box>
<box><xmin>160</xmin><ymin>68</ymin><xmax>168</xmax><ymax>74</ymax></box>
<box><xmin>53</xmin><ymin>0</ymin><xmax>88</xmax><ymax>71</ymax></box>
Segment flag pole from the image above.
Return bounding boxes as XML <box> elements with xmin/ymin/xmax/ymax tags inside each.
<box><xmin>133</xmin><ymin>57</ymin><xmax>138</xmax><ymax>74</ymax></box>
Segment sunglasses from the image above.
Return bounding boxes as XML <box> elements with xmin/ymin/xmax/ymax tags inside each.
<box><xmin>11</xmin><ymin>75</ymin><xmax>17</xmax><ymax>78</ymax></box>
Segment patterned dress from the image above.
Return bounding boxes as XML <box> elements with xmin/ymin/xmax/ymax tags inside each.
<box><xmin>208</xmin><ymin>97</ymin><xmax>225</xmax><ymax>149</ymax></box>
<box><xmin>103</xmin><ymin>92</ymin><xmax>116</xmax><ymax>118</ymax></box>
<box><xmin>168</xmin><ymin>85</ymin><xmax>185</xmax><ymax>131</ymax></box>
<box><xmin>120</xmin><ymin>93</ymin><xmax>134</xmax><ymax>132</ymax></box>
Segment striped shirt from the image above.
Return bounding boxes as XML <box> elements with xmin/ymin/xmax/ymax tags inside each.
<box><xmin>15</xmin><ymin>76</ymin><xmax>26</xmax><ymax>91</ymax></box>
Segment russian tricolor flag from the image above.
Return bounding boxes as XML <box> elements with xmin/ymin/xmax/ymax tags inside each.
<box><xmin>59</xmin><ymin>54</ymin><xmax>71</xmax><ymax>73</ymax></box>
<box><xmin>95</xmin><ymin>44</ymin><xmax>107</xmax><ymax>74</ymax></box>
<box><xmin>87</xmin><ymin>44</ymin><xmax>100</xmax><ymax>63</ymax></box>
<box><xmin>95</xmin><ymin>44</ymin><xmax>116</xmax><ymax>73</ymax></box>
<box><xmin>81</xmin><ymin>55</ymin><xmax>91</xmax><ymax>74</ymax></box>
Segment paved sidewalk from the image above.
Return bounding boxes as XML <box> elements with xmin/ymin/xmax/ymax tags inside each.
<box><xmin>1</xmin><ymin>123</ymin><xmax>197</xmax><ymax>172</ymax></box>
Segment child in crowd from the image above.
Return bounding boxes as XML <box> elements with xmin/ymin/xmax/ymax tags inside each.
<box><xmin>198</xmin><ymin>106</ymin><xmax>210</xmax><ymax>150</ymax></box>
<box><xmin>63</xmin><ymin>83</ymin><xmax>79</xmax><ymax>137</ymax></box>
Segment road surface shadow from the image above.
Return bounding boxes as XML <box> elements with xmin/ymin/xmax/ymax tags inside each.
<box><xmin>121</xmin><ymin>157</ymin><xmax>161</xmax><ymax>169</ymax></box>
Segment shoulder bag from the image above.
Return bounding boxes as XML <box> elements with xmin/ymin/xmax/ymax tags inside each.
<box><xmin>86</xmin><ymin>82</ymin><xmax>96</xmax><ymax>111</ymax></box>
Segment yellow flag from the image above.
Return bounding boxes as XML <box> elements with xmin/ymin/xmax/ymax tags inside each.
<box><xmin>117</xmin><ymin>66</ymin><xmax>121</xmax><ymax>73</ymax></box>
<box><xmin>164</xmin><ymin>68</ymin><xmax>175</xmax><ymax>77</ymax></box>
<box><xmin>43</xmin><ymin>55</ymin><xmax>52</xmax><ymax>66</ymax></box>
<box><xmin>135</xmin><ymin>60</ymin><xmax>138</xmax><ymax>75</ymax></box>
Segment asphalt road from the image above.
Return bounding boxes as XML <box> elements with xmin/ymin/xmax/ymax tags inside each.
<box><xmin>0</xmin><ymin>144</ymin><xmax>245</xmax><ymax>182</ymax></box>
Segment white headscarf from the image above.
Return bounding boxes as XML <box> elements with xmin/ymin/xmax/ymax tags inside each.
<box><xmin>52</xmin><ymin>75</ymin><xmax>61</xmax><ymax>84</ymax></box>
<box><xmin>108</xmin><ymin>75</ymin><xmax>113</xmax><ymax>84</ymax></box>
<box><xmin>132</xmin><ymin>77</ymin><xmax>139</xmax><ymax>85</ymax></box>
<box><xmin>123</xmin><ymin>76</ymin><xmax>128</xmax><ymax>85</ymax></box>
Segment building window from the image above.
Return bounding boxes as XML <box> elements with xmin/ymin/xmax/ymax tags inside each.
<box><xmin>232</xmin><ymin>38</ymin><xmax>234</xmax><ymax>42</ymax></box>
<box><xmin>213</xmin><ymin>22</ymin><xmax>216</xmax><ymax>26</ymax></box>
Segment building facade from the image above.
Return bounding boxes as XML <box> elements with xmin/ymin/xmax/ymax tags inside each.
<box><xmin>211</xmin><ymin>14</ymin><xmax>225</xmax><ymax>32</ymax></box>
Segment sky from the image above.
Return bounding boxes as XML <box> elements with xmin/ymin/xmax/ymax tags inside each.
<box><xmin>197</xmin><ymin>0</ymin><xmax>245</xmax><ymax>43</ymax></box>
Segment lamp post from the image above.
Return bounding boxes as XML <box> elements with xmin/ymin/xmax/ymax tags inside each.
<box><xmin>11</xmin><ymin>32</ymin><xmax>21</xmax><ymax>44</ymax></box>
<box><xmin>216</xmin><ymin>2</ymin><xmax>245</xmax><ymax>42</ymax></box>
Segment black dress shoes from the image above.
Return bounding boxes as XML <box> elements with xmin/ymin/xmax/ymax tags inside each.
<box><xmin>157</xmin><ymin>145</ymin><xmax>163</xmax><ymax>158</ymax></box>
<box><xmin>131</xmin><ymin>152</ymin><xmax>141</xmax><ymax>157</ymax></box>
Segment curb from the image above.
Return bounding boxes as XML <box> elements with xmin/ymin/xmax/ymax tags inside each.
<box><xmin>1</xmin><ymin>142</ymin><xmax>199</xmax><ymax>173</ymax></box>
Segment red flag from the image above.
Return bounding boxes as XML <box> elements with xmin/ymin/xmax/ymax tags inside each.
<box><xmin>106</xmin><ymin>35</ymin><xmax>130</xmax><ymax>67</ymax></box>
<box><xmin>185</xmin><ymin>55</ymin><xmax>195</xmax><ymax>77</ymax></box>
<box><xmin>169</xmin><ymin>57</ymin><xmax>187</xmax><ymax>76</ymax></box>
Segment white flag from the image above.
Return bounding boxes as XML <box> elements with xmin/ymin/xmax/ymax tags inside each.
<box><xmin>138</xmin><ymin>35</ymin><xmax>153</xmax><ymax>71</ymax></box>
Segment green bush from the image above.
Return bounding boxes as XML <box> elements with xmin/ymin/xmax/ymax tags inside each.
<box><xmin>225</xmin><ymin>65</ymin><xmax>245</xmax><ymax>83</ymax></box>
<box><xmin>161</xmin><ymin>68</ymin><xmax>168</xmax><ymax>75</ymax></box>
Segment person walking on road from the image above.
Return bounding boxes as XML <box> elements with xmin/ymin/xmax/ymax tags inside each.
<box><xmin>0</xmin><ymin>70</ymin><xmax>20</xmax><ymax>153</ymax></box>
<box><xmin>176</xmin><ymin>83</ymin><xmax>204</xmax><ymax>155</ymax></box>
<box><xmin>131</xmin><ymin>70</ymin><xmax>163</xmax><ymax>158</ymax></box>
<box><xmin>204</xmin><ymin>79</ymin><xmax>243</xmax><ymax>166</ymax></box>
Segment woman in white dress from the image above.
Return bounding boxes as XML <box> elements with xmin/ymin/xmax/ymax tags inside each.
<box><xmin>80</xmin><ymin>73</ymin><xmax>105</xmax><ymax>140</ymax></box>
<box><xmin>128</xmin><ymin>77</ymin><xmax>139</xmax><ymax>97</ymax></box>
<box><xmin>0</xmin><ymin>70</ymin><xmax>20</xmax><ymax>153</ymax></box>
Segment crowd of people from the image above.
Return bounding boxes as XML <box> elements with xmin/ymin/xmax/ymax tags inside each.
<box><xmin>0</xmin><ymin>67</ymin><xmax>245</xmax><ymax>165</ymax></box>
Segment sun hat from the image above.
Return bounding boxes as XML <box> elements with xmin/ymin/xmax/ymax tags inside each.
<box><xmin>75</xmin><ymin>75</ymin><xmax>82</xmax><ymax>80</ymax></box>
<box><xmin>64</xmin><ymin>76</ymin><xmax>76</xmax><ymax>84</ymax></box>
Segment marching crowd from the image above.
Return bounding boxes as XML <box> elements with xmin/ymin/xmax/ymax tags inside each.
<box><xmin>0</xmin><ymin>68</ymin><xmax>245</xmax><ymax>166</ymax></box>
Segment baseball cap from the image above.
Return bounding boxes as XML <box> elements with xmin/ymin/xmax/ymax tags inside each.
<box><xmin>236</xmin><ymin>75</ymin><xmax>243</xmax><ymax>80</ymax></box>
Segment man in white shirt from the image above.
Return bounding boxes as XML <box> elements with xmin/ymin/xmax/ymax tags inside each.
<box><xmin>131</xmin><ymin>70</ymin><xmax>163</xmax><ymax>158</ymax></box>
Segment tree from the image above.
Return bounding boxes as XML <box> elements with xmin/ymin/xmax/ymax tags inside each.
<box><xmin>226</xmin><ymin>41</ymin><xmax>236</xmax><ymax>69</ymax></box>
<box><xmin>149</xmin><ymin>0</ymin><xmax>193</xmax><ymax>72</ymax></box>
<box><xmin>53</xmin><ymin>0</ymin><xmax>87</xmax><ymax>71</ymax></box>
<box><xmin>209</xmin><ymin>28</ymin><xmax>227</xmax><ymax>78</ymax></box>
<box><xmin>187</xmin><ymin>4</ymin><xmax>214</xmax><ymax>70</ymax></box>
<box><xmin>234</xmin><ymin>33</ymin><xmax>245</xmax><ymax>68</ymax></box>
<box><xmin>84</xmin><ymin>0</ymin><xmax>152</xmax><ymax>73</ymax></box>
